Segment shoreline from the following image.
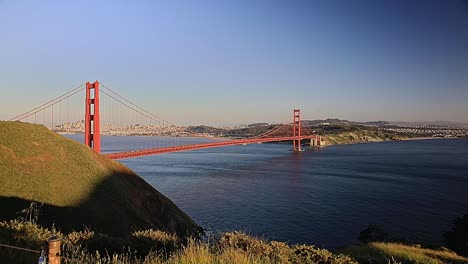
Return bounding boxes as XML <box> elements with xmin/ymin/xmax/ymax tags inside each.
<box><xmin>400</xmin><ymin>136</ymin><xmax>442</xmax><ymax>141</ymax></box>
<box><xmin>56</xmin><ymin>131</ymin><xmax>231</xmax><ymax>141</ymax></box>
<box><xmin>56</xmin><ymin>131</ymin><xmax>464</xmax><ymax>146</ymax></box>
<box><xmin>322</xmin><ymin>135</ymin><xmax>462</xmax><ymax>148</ymax></box>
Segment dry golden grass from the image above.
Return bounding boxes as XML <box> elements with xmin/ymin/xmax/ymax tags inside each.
<box><xmin>4</xmin><ymin>221</ymin><xmax>468</xmax><ymax>264</ymax></box>
<box><xmin>340</xmin><ymin>242</ymin><xmax>468</xmax><ymax>264</ymax></box>
<box><xmin>1</xmin><ymin>222</ymin><xmax>359</xmax><ymax>264</ymax></box>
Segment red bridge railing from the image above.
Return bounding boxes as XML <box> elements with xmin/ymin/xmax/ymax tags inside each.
<box><xmin>104</xmin><ymin>135</ymin><xmax>321</xmax><ymax>160</ymax></box>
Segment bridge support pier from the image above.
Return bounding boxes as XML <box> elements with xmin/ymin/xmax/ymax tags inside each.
<box><xmin>85</xmin><ymin>81</ymin><xmax>100</xmax><ymax>153</ymax></box>
<box><xmin>317</xmin><ymin>135</ymin><xmax>323</xmax><ymax>146</ymax></box>
<box><xmin>293</xmin><ymin>109</ymin><xmax>301</xmax><ymax>151</ymax></box>
<box><xmin>310</xmin><ymin>135</ymin><xmax>324</xmax><ymax>147</ymax></box>
<box><xmin>310</xmin><ymin>138</ymin><xmax>316</xmax><ymax>147</ymax></box>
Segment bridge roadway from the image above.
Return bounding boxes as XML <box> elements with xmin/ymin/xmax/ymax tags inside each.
<box><xmin>104</xmin><ymin>136</ymin><xmax>319</xmax><ymax>160</ymax></box>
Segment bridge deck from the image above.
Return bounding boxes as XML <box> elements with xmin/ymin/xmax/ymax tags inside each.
<box><xmin>104</xmin><ymin>136</ymin><xmax>319</xmax><ymax>160</ymax></box>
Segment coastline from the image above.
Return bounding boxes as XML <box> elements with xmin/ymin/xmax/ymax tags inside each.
<box><xmin>321</xmin><ymin>135</ymin><xmax>459</xmax><ymax>148</ymax></box>
<box><xmin>55</xmin><ymin>130</ymin><xmax>463</xmax><ymax>147</ymax></box>
<box><xmin>399</xmin><ymin>136</ymin><xmax>440</xmax><ymax>141</ymax></box>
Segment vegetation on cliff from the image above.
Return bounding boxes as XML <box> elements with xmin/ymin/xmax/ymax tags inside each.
<box><xmin>187</xmin><ymin>122</ymin><xmax>411</xmax><ymax>146</ymax></box>
<box><xmin>0</xmin><ymin>121</ymin><xmax>201</xmax><ymax>237</ymax></box>
<box><xmin>0</xmin><ymin>221</ymin><xmax>358</xmax><ymax>263</ymax></box>
<box><xmin>2</xmin><ymin>121</ymin><xmax>466</xmax><ymax>263</ymax></box>
<box><xmin>2</xmin><ymin>220</ymin><xmax>468</xmax><ymax>264</ymax></box>
<box><xmin>319</xmin><ymin>125</ymin><xmax>403</xmax><ymax>145</ymax></box>
<box><xmin>340</xmin><ymin>242</ymin><xmax>468</xmax><ymax>264</ymax></box>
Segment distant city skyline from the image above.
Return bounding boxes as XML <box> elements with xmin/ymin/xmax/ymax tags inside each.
<box><xmin>1</xmin><ymin>0</ymin><xmax>467</xmax><ymax>125</ymax></box>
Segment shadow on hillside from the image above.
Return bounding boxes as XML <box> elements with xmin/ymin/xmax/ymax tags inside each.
<box><xmin>0</xmin><ymin>169</ymin><xmax>202</xmax><ymax>238</ymax></box>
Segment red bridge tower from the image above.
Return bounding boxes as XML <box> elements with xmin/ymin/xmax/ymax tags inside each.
<box><xmin>85</xmin><ymin>81</ymin><xmax>100</xmax><ymax>153</ymax></box>
<box><xmin>293</xmin><ymin>109</ymin><xmax>301</xmax><ymax>151</ymax></box>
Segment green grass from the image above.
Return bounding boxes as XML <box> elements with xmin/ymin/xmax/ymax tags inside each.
<box><xmin>0</xmin><ymin>121</ymin><xmax>200</xmax><ymax>236</ymax></box>
<box><xmin>340</xmin><ymin>242</ymin><xmax>468</xmax><ymax>264</ymax></box>
<box><xmin>322</xmin><ymin>127</ymin><xmax>401</xmax><ymax>145</ymax></box>
<box><xmin>0</xmin><ymin>121</ymin><xmax>126</xmax><ymax>206</ymax></box>
<box><xmin>3</xmin><ymin>121</ymin><xmax>467</xmax><ymax>263</ymax></box>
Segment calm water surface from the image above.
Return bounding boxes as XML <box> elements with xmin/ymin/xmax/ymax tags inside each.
<box><xmin>68</xmin><ymin>135</ymin><xmax>468</xmax><ymax>247</ymax></box>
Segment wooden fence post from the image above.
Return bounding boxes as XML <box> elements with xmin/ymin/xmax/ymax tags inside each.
<box><xmin>47</xmin><ymin>236</ymin><xmax>61</xmax><ymax>264</ymax></box>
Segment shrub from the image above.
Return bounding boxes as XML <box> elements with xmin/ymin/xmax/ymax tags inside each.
<box><xmin>0</xmin><ymin>222</ymin><xmax>362</xmax><ymax>264</ymax></box>
<box><xmin>268</xmin><ymin>241</ymin><xmax>291</xmax><ymax>263</ymax></box>
<box><xmin>0</xmin><ymin>220</ymin><xmax>58</xmax><ymax>249</ymax></box>
<box><xmin>65</xmin><ymin>229</ymin><xmax>95</xmax><ymax>246</ymax></box>
<box><xmin>217</xmin><ymin>231</ymin><xmax>357</xmax><ymax>264</ymax></box>
<box><xmin>290</xmin><ymin>244</ymin><xmax>357</xmax><ymax>264</ymax></box>
<box><xmin>217</xmin><ymin>231</ymin><xmax>271</xmax><ymax>257</ymax></box>
<box><xmin>444</xmin><ymin>214</ymin><xmax>468</xmax><ymax>257</ymax></box>
<box><xmin>358</xmin><ymin>225</ymin><xmax>389</xmax><ymax>243</ymax></box>
<box><xmin>132</xmin><ymin>229</ymin><xmax>178</xmax><ymax>255</ymax></box>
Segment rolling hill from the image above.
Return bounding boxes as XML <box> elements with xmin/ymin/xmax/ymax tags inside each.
<box><xmin>0</xmin><ymin>121</ymin><xmax>202</xmax><ymax>237</ymax></box>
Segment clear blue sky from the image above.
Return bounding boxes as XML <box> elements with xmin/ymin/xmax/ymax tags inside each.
<box><xmin>1</xmin><ymin>0</ymin><xmax>467</xmax><ymax>125</ymax></box>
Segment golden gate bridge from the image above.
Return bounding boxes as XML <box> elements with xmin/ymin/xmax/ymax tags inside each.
<box><xmin>9</xmin><ymin>81</ymin><xmax>322</xmax><ymax>159</ymax></box>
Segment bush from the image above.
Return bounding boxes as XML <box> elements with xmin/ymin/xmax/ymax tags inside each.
<box><xmin>269</xmin><ymin>241</ymin><xmax>291</xmax><ymax>263</ymax></box>
<box><xmin>0</xmin><ymin>222</ymin><xmax>361</xmax><ymax>264</ymax></box>
<box><xmin>65</xmin><ymin>229</ymin><xmax>95</xmax><ymax>246</ymax></box>
<box><xmin>358</xmin><ymin>225</ymin><xmax>389</xmax><ymax>243</ymax></box>
<box><xmin>132</xmin><ymin>229</ymin><xmax>178</xmax><ymax>255</ymax></box>
<box><xmin>218</xmin><ymin>231</ymin><xmax>272</xmax><ymax>257</ymax></box>
<box><xmin>217</xmin><ymin>231</ymin><xmax>357</xmax><ymax>264</ymax></box>
<box><xmin>444</xmin><ymin>214</ymin><xmax>468</xmax><ymax>257</ymax></box>
<box><xmin>0</xmin><ymin>220</ymin><xmax>57</xmax><ymax>249</ymax></box>
<box><xmin>290</xmin><ymin>244</ymin><xmax>357</xmax><ymax>264</ymax></box>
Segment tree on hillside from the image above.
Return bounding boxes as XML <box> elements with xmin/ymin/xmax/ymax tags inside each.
<box><xmin>444</xmin><ymin>214</ymin><xmax>468</xmax><ymax>257</ymax></box>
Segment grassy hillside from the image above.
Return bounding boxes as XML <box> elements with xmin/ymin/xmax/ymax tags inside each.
<box><xmin>2</xmin><ymin>221</ymin><xmax>467</xmax><ymax>264</ymax></box>
<box><xmin>0</xmin><ymin>222</ymin><xmax>358</xmax><ymax>264</ymax></box>
<box><xmin>0</xmin><ymin>121</ymin><xmax>201</xmax><ymax>236</ymax></box>
<box><xmin>317</xmin><ymin>125</ymin><xmax>404</xmax><ymax>145</ymax></box>
<box><xmin>340</xmin><ymin>242</ymin><xmax>468</xmax><ymax>264</ymax></box>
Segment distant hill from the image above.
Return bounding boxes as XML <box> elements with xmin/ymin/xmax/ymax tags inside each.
<box><xmin>389</xmin><ymin>121</ymin><xmax>468</xmax><ymax>128</ymax></box>
<box><xmin>247</xmin><ymin>123</ymin><xmax>269</xmax><ymax>127</ymax></box>
<box><xmin>225</xmin><ymin>124</ymin><xmax>278</xmax><ymax>138</ymax></box>
<box><xmin>187</xmin><ymin>124</ymin><xmax>278</xmax><ymax>138</ymax></box>
<box><xmin>354</xmin><ymin>121</ymin><xmax>390</xmax><ymax>127</ymax></box>
<box><xmin>303</xmin><ymin>119</ymin><xmax>391</xmax><ymax>127</ymax></box>
<box><xmin>302</xmin><ymin>118</ymin><xmax>352</xmax><ymax>127</ymax></box>
<box><xmin>0</xmin><ymin>121</ymin><xmax>201</xmax><ymax>237</ymax></box>
<box><xmin>303</xmin><ymin>119</ymin><xmax>468</xmax><ymax>128</ymax></box>
<box><xmin>186</xmin><ymin>125</ymin><xmax>226</xmax><ymax>134</ymax></box>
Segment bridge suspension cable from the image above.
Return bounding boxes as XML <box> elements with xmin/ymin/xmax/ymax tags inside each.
<box><xmin>299</xmin><ymin>112</ymin><xmax>317</xmax><ymax>136</ymax></box>
<box><xmin>100</xmin><ymin>83</ymin><xmax>172</xmax><ymax>126</ymax></box>
<box><xmin>9</xmin><ymin>84</ymin><xmax>85</xmax><ymax>121</ymax></box>
<box><xmin>99</xmin><ymin>83</ymin><xmax>203</xmax><ymax>142</ymax></box>
<box><xmin>249</xmin><ymin>124</ymin><xmax>291</xmax><ymax>139</ymax></box>
<box><xmin>100</xmin><ymin>89</ymin><xmax>163</xmax><ymax>123</ymax></box>
<box><xmin>9</xmin><ymin>80</ymin><xmax>321</xmax><ymax>157</ymax></box>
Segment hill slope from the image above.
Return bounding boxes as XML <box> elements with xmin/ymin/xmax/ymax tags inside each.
<box><xmin>340</xmin><ymin>242</ymin><xmax>468</xmax><ymax>264</ymax></box>
<box><xmin>322</xmin><ymin>128</ymin><xmax>402</xmax><ymax>145</ymax></box>
<box><xmin>0</xmin><ymin>121</ymin><xmax>201</xmax><ymax>236</ymax></box>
